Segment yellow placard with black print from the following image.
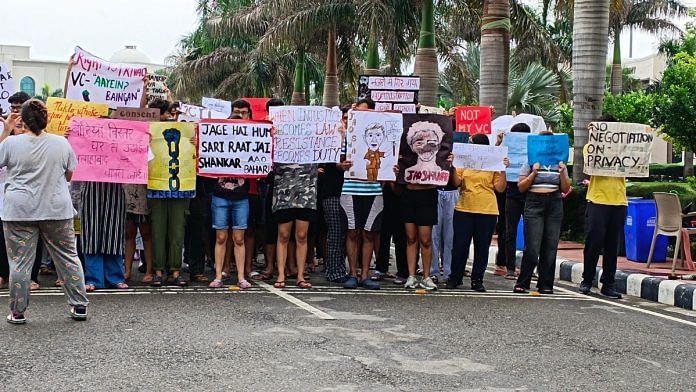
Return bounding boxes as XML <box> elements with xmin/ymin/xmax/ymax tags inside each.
<box><xmin>148</xmin><ymin>122</ymin><xmax>196</xmax><ymax>195</ymax></box>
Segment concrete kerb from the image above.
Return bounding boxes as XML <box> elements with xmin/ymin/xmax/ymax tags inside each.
<box><xmin>499</xmin><ymin>248</ymin><xmax>696</xmax><ymax>310</ymax></box>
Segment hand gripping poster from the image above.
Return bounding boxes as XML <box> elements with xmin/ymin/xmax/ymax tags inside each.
<box><xmin>398</xmin><ymin>114</ymin><xmax>454</xmax><ymax>186</ymax></box>
<box><xmin>344</xmin><ymin>110</ymin><xmax>404</xmax><ymax>182</ymax></box>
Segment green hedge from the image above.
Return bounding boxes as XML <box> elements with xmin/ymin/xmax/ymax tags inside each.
<box><xmin>566</xmin><ymin>163</ymin><xmax>684</xmax><ymax>182</ymax></box>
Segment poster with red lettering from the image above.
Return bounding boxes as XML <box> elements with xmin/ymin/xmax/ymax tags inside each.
<box><xmin>398</xmin><ymin>114</ymin><xmax>453</xmax><ymax>186</ymax></box>
<box><xmin>455</xmin><ymin>106</ymin><xmax>492</xmax><ymax>135</ymax></box>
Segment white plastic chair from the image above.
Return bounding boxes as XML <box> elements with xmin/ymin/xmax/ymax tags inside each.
<box><xmin>647</xmin><ymin>192</ymin><xmax>696</xmax><ymax>272</ymax></box>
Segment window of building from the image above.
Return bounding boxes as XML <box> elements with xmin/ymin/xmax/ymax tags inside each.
<box><xmin>20</xmin><ymin>76</ymin><xmax>35</xmax><ymax>96</ymax></box>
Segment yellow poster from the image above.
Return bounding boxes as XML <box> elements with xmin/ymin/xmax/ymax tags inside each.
<box><xmin>46</xmin><ymin>97</ymin><xmax>109</xmax><ymax>135</ymax></box>
<box><xmin>148</xmin><ymin>122</ymin><xmax>196</xmax><ymax>194</ymax></box>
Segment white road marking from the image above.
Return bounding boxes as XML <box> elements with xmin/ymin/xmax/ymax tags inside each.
<box><xmin>255</xmin><ymin>281</ymin><xmax>336</xmax><ymax>320</ymax></box>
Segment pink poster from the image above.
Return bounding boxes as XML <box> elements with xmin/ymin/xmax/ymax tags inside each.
<box><xmin>68</xmin><ymin>117</ymin><xmax>150</xmax><ymax>184</ymax></box>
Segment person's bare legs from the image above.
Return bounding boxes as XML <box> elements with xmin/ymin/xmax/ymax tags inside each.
<box><xmin>124</xmin><ymin>220</ymin><xmax>137</xmax><ymax>281</ymax></box>
<box><xmin>418</xmin><ymin>226</ymin><xmax>433</xmax><ymax>279</ymax></box>
<box><xmin>345</xmin><ymin>229</ymin><xmax>360</xmax><ymax>277</ymax></box>
<box><xmin>275</xmin><ymin>222</ymin><xmax>293</xmax><ymax>284</ymax></box>
<box><xmin>294</xmin><ymin>220</ymin><xmax>310</xmax><ymax>281</ymax></box>
<box><xmin>287</xmin><ymin>241</ymin><xmax>297</xmax><ymax>276</ymax></box>
<box><xmin>263</xmin><ymin>243</ymin><xmax>276</xmax><ymax>276</ymax></box>
<box><xmin>140</xmin><ymin>222</ymin><xmax>154</xmax><ymax>279</ymax></box>
<box><xmin>405</xmin><ymin>223</ymin><xmax>419</xmax><ymax>277</ymax></box>
<box><xmin>360</xmin><ymin>231</ymin><xmax>378</xmax><ymax>281</ymax></box>
<box><xmin>214</xmin><ymin>229</ymin><xmax>228</xmax><ymax>281</ymax></box>
<box><xmin>244</xmin><ymin>226</ymin><xmax>255</xmax><ymax>277</ymax></box>
<box><xmin>223</xmin><ymin>228</ymin><xmax>233</xmax><ymax>276</ymax></box>
<box><xmin>232</xmin><ymin>229</ymin><xmax>246</xmax><ymax>283</ymax></box>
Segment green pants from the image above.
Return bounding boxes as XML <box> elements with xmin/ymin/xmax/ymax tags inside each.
<box><xmin>150</xmin><ymin>198</ymin><xmax>190</xmax><ymax>272</ymax></box>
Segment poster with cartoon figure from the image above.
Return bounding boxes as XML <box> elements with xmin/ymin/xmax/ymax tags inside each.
<box><xmin>344</xmin><ymin>110</ymin><xmax>404</xmax><ymax>182</ymax></box>
<box><xmin>398</xmin><ymin>114</ymin><xmax>454</xmax><ymax>186</ymax></box>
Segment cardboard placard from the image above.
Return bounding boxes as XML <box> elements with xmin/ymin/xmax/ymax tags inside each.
<box><xmin>453</xmin><ymin>143</ymin><xmax>508</xmax><ymax>172</ymax></box>
<box><xmin>0</xmin><ymin>63</ymin><xmax>15</xmax><ymax>115</ymax></box>
<box><xmin>398</xmin><ymin>114</ymin><xmax>454</xmax><ymax>186</ymax></box>
<box><xmin>112</xmin><ymin>107</ymin><xmax>160</xmax><ymax>122</ymax></box>
<box><xmin>345</xmin><ymin>110</ymin><xmax>404</xmax><ymax>182</ymax></box>
<box><xmin>202</xmin><ymin>97</ymin><xmax>232</xmax><ymax>117</ymax></box>
<box><xmin>243</xmin><ymin>97</ymin><xmax>271</xmax><ymax>121</ymax></box>
<box><xmin>455</xmin><ymin>106</ymin><xmax>492</xmax><ymax>135</ymax></box>
<box><xmin>584</xmin><ymin>122</ymin><xmax>654</xmax><ymax>178</ymax></box>
<box><xmin>46</xmin><ymin>97</ymin><xmax>109</xmax><ymax>135</ymax></box>
<box><xmin>527</xmin><ymin>134</ymin><xmax>569</xmax><ymax>167</ymax></box>
<box><xmin>146</xmin><ymin>74</ymin><xmax>168</xmax><ymax>102</ymax></box>
<box><xmin>502</xmin><ymin>132</ymin><xmax>529</xmax><ymax>181</ymax></box>
<box><xmin>358</xmin><ymin>75</ymin><xmax>420</xmax><ymax>114</ymax></box>
<box><xmin>148</xmin><ymin>122</ymin><xmax>196</xmax><ymax>194</ymax></box>
<box><xmin>268</xmin><ymin>105</ymin><xmax>342</xmax><ymax>164</ymax></box>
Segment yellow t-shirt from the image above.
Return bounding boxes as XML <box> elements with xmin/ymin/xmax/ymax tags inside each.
<box><xmin>455</xmin><ymin>168</ymin><xmax>501</xmax><ymax>215</ymax></box>
<box><xmin>582</xmin><ymin>145</ymin><xmax>628</xmax><ymax>206</ymax></box>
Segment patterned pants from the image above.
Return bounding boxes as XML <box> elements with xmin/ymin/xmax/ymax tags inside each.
<box><xmin>4</xmin><ymin>219</ymin><xmax>88</xmax><ymax>314</ymax></box>
<box><xmin>322</xmin><ymin>197</ymin><xmax>347</xmax><ymax>281</ymax></box>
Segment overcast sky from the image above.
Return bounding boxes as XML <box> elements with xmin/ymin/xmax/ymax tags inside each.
<box><xmin>1</xmin><ymin>0</ymin><xmax>200</xmax><ymax>64</ymax></box>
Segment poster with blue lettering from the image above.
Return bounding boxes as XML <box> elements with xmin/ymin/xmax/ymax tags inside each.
<box><xmin>527</xmin><ymin>134</ymin><xmax>570</xmax><ymax>167</ymax></box>
<box><xmin>502</xmin><ymin>132</ymin><xmax>529</xmax><ymax>181</ymax></box>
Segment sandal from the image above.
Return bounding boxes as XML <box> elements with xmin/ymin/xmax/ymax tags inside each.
<box><xmin>238</xmin><ymin>279</ymin><xmax>252</xmax><ymax>289</ymax></box>
<box><xmin>30</xmin><ymin>281</ymin><xmax>40</xmax><ymax>291</ymax></box>
<box><xmin>150</xmin><ymin>275</ymin><xmax>163</xmax><ymax>288</ymax></box>
<box><xmin>297</xmin><ymin>280</ymin><xmax>312</xmax><ymax>289</ymax></box>
<box><xmin>273</xmin><ymin>281</ymin><xmax>286</xmax><ymax>289</ymax></box>
<box><xmin>248</xmin><ymin>271</ymin><xmax>261</xmax><ymax>281</ymax></box>
<box><xmin>208</xmin><ymin>279</ymin><xmax>224</xmax><ymax>288</ymax></box>
<box><xmin>191</xmin><ymin>274</ymin><xmax>210</xmax><ymax>283</ymax></box>
<box><xmin>513</xmin><ymin>286</ymin><xmax>528</xmax><ymax>294</ymax></box>
<box><xmin>141</xmin><ymin>274</ymin><xmax>154</xmax><ymax>284</ymax></box>
<box><xmin>114</xmin><ymin>282</ymin><xmax>129</xmax><ymax>290</ymax></box>
<box><xmin>85</xmin><ymin>284</ymin><xmax>96</xmax><ymax>292</ymax></box>
<box><xmin>54</xmin><ymin>280</ymin><xmax>64</xmax><ymax>287</ymax></box>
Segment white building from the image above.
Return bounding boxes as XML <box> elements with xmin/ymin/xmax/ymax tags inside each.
<box><xmin>0</xmin><ymin>44</ymin><xmax>164</xmax><ymax>97</ymax></box>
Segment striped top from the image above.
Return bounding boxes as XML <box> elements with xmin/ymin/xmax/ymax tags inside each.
<box><xmin>80</xmin><ymin>182</ymin><xmax>126</xmax><ymax>256</ymax></box>
<box><xmin>520</xmin><ymin>164</ymin><xmax>563</xmax><ymax>192</ymax></box>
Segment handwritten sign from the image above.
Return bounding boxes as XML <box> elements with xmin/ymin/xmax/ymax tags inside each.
<box><xmin>198</xmin><ymin>119</ymin><xmax>273</xmax><ymax>177</ymax></box>
<box><xmin>67</xmin><ymin>117</ymin><xmax>150</xmax><ymax>184</ymax></box>
<box><xmin>268</xmin><ymin>106</ymin><xmax>342</xmax><ymax>164</ymax></box>
<box><xmin>345</xmin><ymin>110</ymin><xmax>403</xmax><ymax>182</ymax></box>
<box><xmin>398</xmin><ymin>114</ymin><xmax>454</xmax><ymax>186</ymax></box>
<box><xmin>66</xmin><ymin>47</ymin><xmax>147</xmax><ymax>109</ymax></box>
<box><xmin>584</xmin><ymin>122</ymin><xmax>654</xmax><ymax>178</ymax></box>
<box><xmin>148</xmin><ymin>122</ymin><xmax>196</xmax><ymax>195</ymax></box>
<box><xmin>243</xmin><ymin>97</ymin><xmax>271</xmax><ymax>120</ymax></box>
<box><xmin>202</xmin><ymin>97</ymin><xmax>232</xmax><ymax>117</ymax></box>
<box><xmin>453</xmin><ymin>143</ymin><xmax>508</xmax><ymax>172</ymax></box>
<box><xmin>502</xmin><ymin>132</ymin><xmax>529</xmax><ymax>181</ymax></box>
<box><xmin>46</xmin><ymin>97</ymin><xmax>109</xmax><ymax>135</ymax></box>
<box><xmin>419</xmin><ymin>105</ymin><xmax>446</xmax><ymax>115</ymax></box>
<box><xmin>0</xmin><ymin>63</ymin><xmax>15</xmax><ymax>115</ymax></box>
<box><xmin>455</xmin><ymin>106</ymin><xmax>492</xmax><ymax>135</ymax></box>
<box><xmin>177</xmin><ymin>103</ymin><xmax>228</xmax><ymax>122</ymax></box>
<box><xmin>112</xmin><ymin>107</ymin><xmax>160</xmax><ymax>121</ymax></box>
<box><xmin>358</xmin><ymin>75</ymin><xmax>420</xmax><ymax>114</ymax></box>
<box><xmin>527</xmin><ymin>134</ymin><xmax>569</xmax><ymax>166</ymax></box>
<box><xmin>146</xmin><ymin>74</ymin><xmax>168</xmax><ymax>101</ymax></box>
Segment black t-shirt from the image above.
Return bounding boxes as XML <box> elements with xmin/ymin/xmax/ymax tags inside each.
<box><xmin>213</xmin><ymin>178</ymin><xmax>250</xmax><ymax>200</ymax></box>
<box><xmin>506</xmin><ymin>181</ymin><xmax>525</xmax><ymax>200</ymax></box>
<box><xmin>318</xmin><ymin>163</ymin><xmax>344</xmax><ymax>199</ymax></box>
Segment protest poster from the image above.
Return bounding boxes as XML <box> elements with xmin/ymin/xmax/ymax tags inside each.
<box><xmin>243</xmin><ymin>97</ymin><xmax>270</xmax><ymax>120</ymax></box>
<box><xmin>527</xmin><ymin>134</ymin><xmax>569</xmax><ymax>167</ymax></box>
<box><xmin>398</xmin><ymin>114</ymin><xmax>454</xmax><ymax>186</ymax></box>
<box><xmin>46</xmin><ymin>97</ymin><xmax>109</xmax><ymax>135</ymax></box>
<box><xmin>268</xmin><ymin>105</ymin><xmax>342</xmax><ymax>164</ymax></box>
<box><xmin>65</xmin><ymin>47</ymin><xmax>147</xmax><ymax>109</ymax></box>
<box><xmin>453</xmin><ymin>143</ymin><xmax>508</xmax><ymax>172</ymax></box>
<box><xmin>502</xmin><ymin>132</ymin><xmax>529</xmax><ymax>181</ymax></box>
<box><xmin>455</xmin><ymin>106</ymin><xmax>492</xmax><ymax>135</ymax></box>
<box><xmin>344</xmin><ymin>110</ymin><xmax>404</xmax><ymax>182</ymax></box>
<box><xmin>198</xmin><ymin>119</ymin><xmax>273</xmax><ymax>177</ymax></box>
<box><xmin>584</xmin><ymin>122</ymin><xmax>654</xmax><ymax>177</ymax></box>
<box><xmin>177</xmin><ymin>103</ymin><xmax>228</xmax><ymax>122</ymax></box>
<box><xmin>112</xmin><ymin>107</ymin><xmax>160</xmax><ymax>121</ymax></box>
<box><xmin>419</xmin><ymin>105</ymin><xmax>446</xmax><ymax>115</ymax></box>
<box><xmin>67</xmin><ymin>117</ymin><xmax>150</xmax><ymax>184</ymax></box>
<box><xmin>0</xmin><ymin>63</ymin><xmax>15</xmax><ymax>115</ymax></box>
<box><xmin>492</xmin><ymin>113</ymin><xmax>547</xmax><ymax>135</ymax></box>
<box><xmin>202</xmin><ymin>97</ymin><xmax>232</xmax><ymax>117</ymax></box>
<box><xmin>146</xmin><ymin>74</ymin><xmax>168</xmax><ymax>101</ymax></box>
<box><xmin>358</xmin><ymin>75</ymin><xmax>420</xmax><ymax>114</ymax></box>
<box><xmin>148</xmin><ymin>122</ymin><xmax>196</xmax><ymax>196</ymax></box>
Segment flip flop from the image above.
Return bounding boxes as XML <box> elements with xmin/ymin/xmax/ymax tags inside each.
<box><xmin>273</xmin><ymin>281</ymin><xmax>286</xmax><ymax>289</ymax></box>
<box><xmin>297</xmin><ymin>280</ymin><xmax>312</xmax><ymax>289</ymax></box>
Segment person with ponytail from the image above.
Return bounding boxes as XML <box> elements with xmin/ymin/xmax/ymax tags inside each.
<box><xmin>0</xmin><ymin>99</ymin><xmax>88</xmax><ymax>324</ymax></box>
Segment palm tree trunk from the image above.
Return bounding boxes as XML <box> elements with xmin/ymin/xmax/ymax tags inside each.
<box><xmin>413</xmin><ymin>0</ymin><xmax>438</xmax><ymax>107</ymax></box>
<box><xmin>685</xmin><ymin>152</ymin><xmax>694</xmax><ymax>177</ymax></box>
<box><xmin>364</xmin><ymin>23</ymin><xmax>380</xmax><ymax>76</ymax></box>
<box><xmin>479</xmin><ymin>0</ymin><xmax>510</xmax><ymax>118</ymax></box>
<box><xmin>610</xmin><ymin>28</ymin><xmax>623</xmax><ymax>95</ymax></box>
<box><xmin>322</xmin><ymin>24</ymin><xmax>340</xmax><ymax>107</ymax></box>
<box><xmin>571</xmin><ymin>0</ymin><xmax>611</xmax><ymax>183</ymax></box>
<box><xmin>291</xmin><ymin>47</ymin><xmax>306</xmax><ymax>105</ymax></box>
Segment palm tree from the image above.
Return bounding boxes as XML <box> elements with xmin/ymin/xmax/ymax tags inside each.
<box><xmin>414</xmin><ymin>0</ymin><xmax>439</xmax><ymax>107</ymax></box>
<box><xmin>571</xmin><ymin>0</ymin><xmax>611</xmax><ymax>183</ymax></box>
<box><xmin>478</xmin><ymin>0</ymin><xmax>511</xmax><ymax>117</ymax></box>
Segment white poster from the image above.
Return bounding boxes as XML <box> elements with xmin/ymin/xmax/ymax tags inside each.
<box><xmin>66</xmin><ymin>46</ymin><xmax>147</xmax><ymax>109</ymax></box>
<box><xmin>268</xmin><ymin>106</ymin><xmax>343</xmax><ymax>164</ymax></box>
<box><xmin>202</xmin><ymin>97</ymin><xmax>232</xmax><ymax>117</ymax></box>
<box><xmin>146</xmin><ymin>74</ymin><xmax>168</xmax><ymax>101</ymax></box>
<box><xmin>0</xmin><ymin>63</ymin><xmax>16</xmax><ymax>115</ymax></box>
<box><xmin>584</xmin><ymin>122</ymin><xmax>653</xmax><ymax>178</ymax></box>
<box><xmin>177</xmin><ymin>103</ymin><xmax>228</xmax><ymax>122</ymax></box>
<box><xmin>198</xmin><ymin>119</ymin><xmax>273</xmax><ymax>177</ymax></box>
<box><xmin>453</xmin><ymin>143</ymin><xmax>508</xmax><ymax>172</ymax></box>
<box><xmin>345</xmin><ymin>110</ymin><xmax>404</xmax><ymax>182</ymax></box>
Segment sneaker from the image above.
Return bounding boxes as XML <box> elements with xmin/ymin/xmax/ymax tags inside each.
<box><xmin>70</xmin><ymin>305</ymin><xmax>87</xmax><ymax>321</ymax></box>
<box><xmin>237</xmin><ymin>279</ymin><xmax>252</xmax><ymax>289</ymax></box>
<box><xmin>420</xmin><ymin>277</ymin><xmax>438</xmax><ymax>291</ymax></box>
<box><xmin>445</xmin><ymin>280</ymin><xmax>461</xmax><ymax>289</ymax></box>
<box><xmin>430</xmin><ymin>275</ymin><xmax>439</xmax><ymax>284</ymax></box>
<box><xmin>471</xmin><ymin>279</ymin><xmax>486</xmax><ymax>292</ymax></box>
<box><xmin>6</xmin><ymin>312</ymin><xmax>26</xmax><ymax>325</ymax></box>
<box><xmin>393</xmin><ymin>276</ymin><xmax>407</xmax><ymax>285</ymax></box>
<box><xmin>343</xmin><ymin>276</ymin><xmax>359</xmax><ymax>289</ymax></box>
<box><xmin>404</xmin><ymin>276</ymin><xmax>419</xmax><ymax>289</ymax></box>
<box><xmin>579</xmin><ymin>281</ymin><xmax>592</xmax><ymax>295</ymax></box>
<box><xmin>370</xmin><ymin>271</ymin><xmax>385</xmax><ymax>281</ymax></box>
<box><xmin>329</xmin><ymin>276</ymin><xmax>350</xmax><ymax>284</ymax></box>
<box><xmin>361</xmin><ymin>279</ymin><xmax>380</xmax><ymax>290</ymax></box>
<box><xmin>504</xmin><ymin>271</ymin><xmax>517</xmax><ymax>280</ymax></box>
<box><xmin>600</xmin><ymin>286</ymin><xmax>622</xmax><ymax>299</ymax></box>
<box><xmin>167</xmin><ymin>276</ymin><xmax>188</xmax><ymax>287</ymax></box>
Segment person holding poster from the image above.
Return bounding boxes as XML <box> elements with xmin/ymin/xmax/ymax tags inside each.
<box><xmin>447</xmin><ymin>134</ymin><xmax>509</xmax><ymax>292</ymax></box>
<box><xmin>0</xmin><ymin>100</ymin><xmax>88</xmax><ymax>323</ymax></box>
<box><xmin>579</xmin><ymin>116</ymin><xmax>627</xmax><ymax>299</ymax></box>
<box><xmin>513</xmin><ymin>131</ymin><xmax>571</xmax><ymax>294</ymax></box>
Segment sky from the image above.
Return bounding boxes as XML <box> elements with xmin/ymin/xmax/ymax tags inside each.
<box><xmin>0</xmin><ymin>0</ymin><xmax>200</xmax><ymax>64</ymax></box>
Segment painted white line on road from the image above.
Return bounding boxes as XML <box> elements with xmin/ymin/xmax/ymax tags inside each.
<box><xmin>256</xmin><ymin>281</ymin><xmax>336</xmax><ymax>320</ymax></box>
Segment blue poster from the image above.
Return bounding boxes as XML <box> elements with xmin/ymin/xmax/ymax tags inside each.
<box><xmin>502</xmin><ymin>132</ymin><xmax>529</xmax><ymax>181</ymax></box>
<box><xmin>527</xmin><ymin>134</ymin><xmax>569</xmax><ymax>167</ymax></box>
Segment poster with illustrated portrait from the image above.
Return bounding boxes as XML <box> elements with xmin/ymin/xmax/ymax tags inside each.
<box><xmin>398</xmin><ymin>114</ymin><xmax>454</xmax><ymax>186</ymax></box>
<box><xmin>345</xmin><ymin>110</ymin><xmax>404</xmax><ymax>182</ymax></box>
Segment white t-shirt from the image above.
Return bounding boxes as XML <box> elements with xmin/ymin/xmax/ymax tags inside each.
<box><xmin>0</xmin><ymin>133</ymin><xmax>77</xmax><ymax>221</ymax></box>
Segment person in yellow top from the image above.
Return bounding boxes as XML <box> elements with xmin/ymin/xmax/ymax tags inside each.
<box><xmin>580</xmin><ymin>119</ymin><xmax>628</xmax><ymax>299</ymax></box>
<box><xmin>446</xmin><ymin>134</ymin><xmax>509</xmax><ymax>291</ymax></box>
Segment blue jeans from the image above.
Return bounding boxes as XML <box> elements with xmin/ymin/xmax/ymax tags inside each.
<box><xmin>450</xmin><ymin>211</ymin><xmax>498</xmax><ymax>283</ymax></box>
<box><xmin>431</xmin><ymin>189</ymin><xmax>458</xmax><ymax>279</ymax></box>
<box><xmin>211</xmin><ymin>196</ymin><xmax>249</xmax><ymax>230</ymax></box>
<box><xmin>85</xmin><ymin>254</ymin><xmax>125</xmax><ymax>289</ymax></box>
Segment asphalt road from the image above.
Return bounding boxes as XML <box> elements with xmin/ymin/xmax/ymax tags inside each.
<box><xmin>2</xmin><ymin>270</ymin><xmax>695</xmax><ymax>391</ymax></box>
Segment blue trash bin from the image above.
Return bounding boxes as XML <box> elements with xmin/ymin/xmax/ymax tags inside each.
<box><xmin>516</xmin><ymin>218</ymin><xmax>524</xmax><ymax>251</ymax></box>
<box><xmin>625</xmin><ymin>199</ymin><xmax>668</xmax><ymax>263</ymax></box>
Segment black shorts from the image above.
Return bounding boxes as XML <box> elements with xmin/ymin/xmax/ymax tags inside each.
<box><xmin>400</xmin><ymin>188</ymin><xmax>438</xmax><ymax>226</ymax></box>
<box><xmin>273</xmin><ymin>208</ymin><xmax>317</xmax><ymax>224</ymax></box>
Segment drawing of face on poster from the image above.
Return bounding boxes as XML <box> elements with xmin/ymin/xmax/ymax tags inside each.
<box><xmin>398</xmin><ymin>114</ymin><xmax>453</xmax><ymax>186</ymax></box>
<box><xmin>345</xmin><ymin>111</ymin><xmax>404</xmax><ymax>182</ymax></box>
<box><xmin>362</xmin><ymin>123</ymin><xmax>386</xmax><ymax>182</ymax></box>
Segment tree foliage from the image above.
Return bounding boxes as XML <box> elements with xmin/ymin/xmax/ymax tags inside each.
<box><xmin>654</xmin><ymin>53</ymin><xmax>696</xmax><ymax>152</ymax></box>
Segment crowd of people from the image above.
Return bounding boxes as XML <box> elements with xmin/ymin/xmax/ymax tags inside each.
<box><xmin>0</xmin><ymin>91</ymin><xmax>627</xmax><ymax>325</ymax></box>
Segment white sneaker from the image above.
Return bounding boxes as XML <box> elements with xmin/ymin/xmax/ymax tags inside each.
<box><xmin>404</xmin><ymin>276</ymin><xmax>419</xmax><ymax>289</ymax></box>
<box><xmin>420</xmin><ymin>277</ymin><xmax>438</xmax><ymax>291</ymax></box>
